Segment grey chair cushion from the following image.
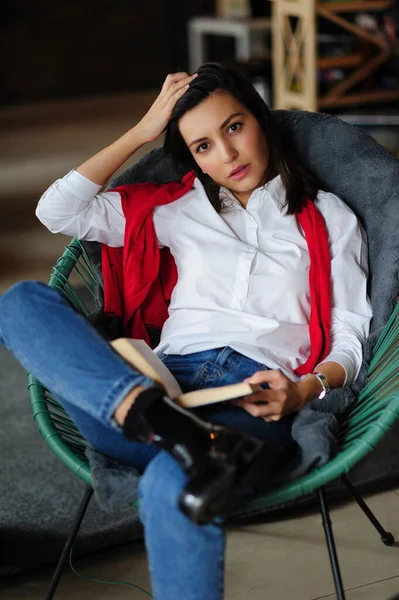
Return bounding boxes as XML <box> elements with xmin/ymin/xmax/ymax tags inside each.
<box><xmin>273</xmin><ymin>110</ymin><xmax>399</xmax><ymax>348</ymax></box>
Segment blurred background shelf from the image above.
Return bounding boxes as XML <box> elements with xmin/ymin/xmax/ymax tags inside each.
<box><xmin>188</xmin><ymin>15</ymin><xmax>271</xmax><ymax>72</ymax></box>
<box><xmin>270</xmin><ymin>0</ymin><xmax>399</xmax><ymax>112</ymax></box>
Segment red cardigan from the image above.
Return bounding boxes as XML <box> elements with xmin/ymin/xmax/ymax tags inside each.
<box><xmin>101</xmin><ymin>171</ymin><xmax>331</xmax><ymax>375</ymax></box>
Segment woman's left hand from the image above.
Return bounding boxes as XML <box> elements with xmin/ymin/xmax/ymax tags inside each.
<box><xmin>235</xmin><ymin>370</ymin><xmax>306</xmax><ymax>422</ymax></box>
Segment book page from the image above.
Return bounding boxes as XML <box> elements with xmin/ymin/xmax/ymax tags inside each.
<box><xmin>110</xmin><ymin>338</ymin><xmax>183</xmax><ymax>400</ymax></box>
<box><xmin>111</xmin><ymin>339</ymin><xmax>258</xmax><ymax>409</ymax></box>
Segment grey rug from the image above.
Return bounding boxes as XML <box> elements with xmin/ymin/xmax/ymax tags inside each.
<box><xmin>0</xmin><ymin>344</ymin><xmax>143</xmax><ymax>579</ymax></box>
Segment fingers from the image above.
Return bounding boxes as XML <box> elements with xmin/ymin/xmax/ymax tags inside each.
<box><xmin>162</xmin><ymin>72</ymin><xmax>197</xmax><ymax>93</ymax></box>
<box><xmin>167</xmin><ymin>81</ymin><xmax>192</xmax><ymax>106</ymax></box>
<box><xmin>244</xmin><ymin>369</ymin><xmax>285</xmax><ymax>386</ymax></box>
<box><xmin>235</xmin><ymin>389</ymin><xmax>274</xmax><ymax>416</ymax></box>
<box><xmin>162</xmin><ymin>73</ymin><xmax>188</xmax><ymax>91</ymax></box>
<box><xmin>239</xmin><ymin>400</ymin><xmax>283</xmax><ymax>421</ymax></box>
<box><xmin>239</xmin><ymin>389</ymin><xmax>266</xmax><ymax>403</ymax></box>
<box><xmin>170</xmin><ymin>73</ymin><xmax>198</xmax><ymax>96</ymax></box>
<box><xmin>235</xmin><ymin>385</ymin><xmax>286</xmax><ymax>420</ymax></box>
<box><xmin>164</xmin><ymin>73</ymin><xmax>198</xmax><ymax>113</ymax></box>
<box><xmin>236</xmin><ymin>370</ymin><xmax>300</xmax><ymax>422</ymax></box>
<box><xmin>140</xmin><ymin>72</ymin><xmax>197</xmax><ymax>142</ymax></box>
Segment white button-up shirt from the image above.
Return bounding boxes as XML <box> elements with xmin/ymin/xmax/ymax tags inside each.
<box><xmin>36</xmin><ymin>169</ymin><xmax>373</xmax><ymax>384</ymax></box>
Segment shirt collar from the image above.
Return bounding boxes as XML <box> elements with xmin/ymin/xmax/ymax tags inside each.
<box><xmin>219</xmin><ymin>175</ymin><xmax>287</xmax><ymax>213</ymax></box>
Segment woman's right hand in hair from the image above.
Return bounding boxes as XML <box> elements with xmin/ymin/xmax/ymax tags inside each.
<box><xmin>75</xmin><ymin>72</ymin><xmax>196</xmax><ymax>186</ymax></box>
<box><xmin>136</xmin><ymin>72</ymin><xmax>198</xmax><ymax>143</ymax></box>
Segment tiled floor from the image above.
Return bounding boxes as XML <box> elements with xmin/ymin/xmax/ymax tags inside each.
<box><xmin>1</xmin><ymin>489</ymin><xmax>399</xmax><ymax>599</ymax></box>
<box><xmin>1</xmin><ymin>94</ymin><xmax>398</xmax><ymax>599</ymax></box>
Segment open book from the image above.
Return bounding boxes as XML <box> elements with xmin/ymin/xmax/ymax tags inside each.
<box><xmin>110</xmin><ymin>338</ymin><xmax>258</xmax><ymax>408</ymax></box>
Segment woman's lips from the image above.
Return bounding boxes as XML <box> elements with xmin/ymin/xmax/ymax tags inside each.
<box><xmin>229</xmin><ymin>164</ymin><xmax>250</xmax><ymax>180</ymax></box>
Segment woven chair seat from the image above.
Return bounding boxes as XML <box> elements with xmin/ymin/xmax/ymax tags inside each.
<box><xmin>28</xmin><ymin>238</ymin><xmax>399</xmax><ymax>513</ymax></box>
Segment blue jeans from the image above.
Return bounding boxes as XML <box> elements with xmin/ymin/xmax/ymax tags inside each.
<box><xmin>0</xmin><ymin>281</ymin><xmax>298</xmax><ymax>600</ymax></box>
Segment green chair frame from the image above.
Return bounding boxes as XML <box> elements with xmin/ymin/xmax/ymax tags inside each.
<box><xmin>29</xmin><ymin>238</ymin><xmax>399</xmax><ymax>600</ymax></box>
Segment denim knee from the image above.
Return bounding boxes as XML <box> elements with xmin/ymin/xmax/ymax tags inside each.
<box><xmin>138</xmin><ymin>451</ymin><xmax>189</xmax><ymax>522</ymax></box>
<box><xmin>0</xmin><ymin>280</ymin><xmax>52</xmax><ymax>314</ymax></box>
<box><xmin>0</xmin><ymin>280</ymin><xmax>51</xmax><ymax>340</ymax></box>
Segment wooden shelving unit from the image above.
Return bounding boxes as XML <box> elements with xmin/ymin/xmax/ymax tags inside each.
<box><xmin>270</xmin><ymin>0</ymin><xmax>399</xmax><ymax>111</ymax></box>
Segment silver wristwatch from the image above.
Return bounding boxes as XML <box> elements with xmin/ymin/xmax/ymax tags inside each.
<box><xmin>302</xmin><ymin>372</ymin><xmax>331</xmax><ymax>399</ymax></box>
<box><xmin>311</xmin><ymin>372</ymin><xmax>331</xmax><ymax>399</ymax></box>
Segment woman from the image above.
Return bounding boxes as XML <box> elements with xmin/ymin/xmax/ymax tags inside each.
<box><xmin>0</xmin><ymin>62</ymin><xmax>372</xmax><ymax>599</ymax></box>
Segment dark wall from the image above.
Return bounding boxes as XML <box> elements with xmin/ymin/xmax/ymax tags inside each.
<box><xmin>1</xmin><ymin>0</ymin><xmax>214</xmax><ymax>106</ymax></box>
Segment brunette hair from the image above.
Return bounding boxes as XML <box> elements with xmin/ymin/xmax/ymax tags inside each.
<box><xmin>164</xmin><ymin>62</ymin><xmax>318</xmax><ymax>214</ymax></box>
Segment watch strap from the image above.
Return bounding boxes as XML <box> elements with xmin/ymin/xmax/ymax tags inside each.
<box><xmin>301</xmin><ymin>372</ymin><xmax>331</xmax><ymax>399</ymax></box>
<box><xmin>311</xmin><ymin>372</ymin><xmax>331</xmax><ymax>399</ymax></box>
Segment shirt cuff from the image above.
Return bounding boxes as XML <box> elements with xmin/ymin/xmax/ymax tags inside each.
<box><xmin>63</xmin><ymin>169</ymin><xmax>103</xmax><ymax>201</ymax></box>
<box><xmin>315</xmin><ymin>352</ymin><xmax>355</xmax><ymax>387</ymax></box>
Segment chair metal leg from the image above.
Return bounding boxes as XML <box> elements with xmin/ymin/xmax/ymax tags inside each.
<box><xmin>341</xmin><ymin>474</ymin><xmax>395</xmax><ymax>546</ymax></box>
<box><xmin>317</xmin><ymin>486</ymin><xmax>346</xmax><ymax>600</ymax></box>
<box><xmin>45</xmin><ymin>484</ymin><xmax>93</xmax><ymax>600</ymax></box>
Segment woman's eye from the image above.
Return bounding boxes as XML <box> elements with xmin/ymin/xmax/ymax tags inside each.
<box><xmin>197</xmin><ymin>143</ymin><xmax>209</xmax><ymax>153</ymax></box>
<box><xmin>228</xmin><ymin>122</ymin><xmax>242</xmax><ymax>133</ymax></box>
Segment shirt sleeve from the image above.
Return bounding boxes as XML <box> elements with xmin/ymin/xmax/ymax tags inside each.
<box><xmin>316</xmin><ymin>192</ymin><xmax>373</xmax><ymax>385</ymax></box>
<box><xmin>36</xmin><ymin>169</ymin><xmax>126</xmax><ymax>247</ymax></box>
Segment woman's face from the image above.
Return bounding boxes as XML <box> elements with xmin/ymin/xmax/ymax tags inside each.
<box><xmin>178</xmin><ymin>91</ymin><xmax>269</xmax><ymax>206</ymax></box>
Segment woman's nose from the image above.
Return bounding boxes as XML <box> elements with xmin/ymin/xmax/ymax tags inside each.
<box><xmin>220</xmin><ymin>141</ymin><xmax>238</xmax><ymax>163</ymax></box>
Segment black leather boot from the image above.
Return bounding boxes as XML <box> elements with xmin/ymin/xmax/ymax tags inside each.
<box><xmin>122</xmin><ymin>384</ymin><xmax>264</xmax><ymax>525</ymax></box>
